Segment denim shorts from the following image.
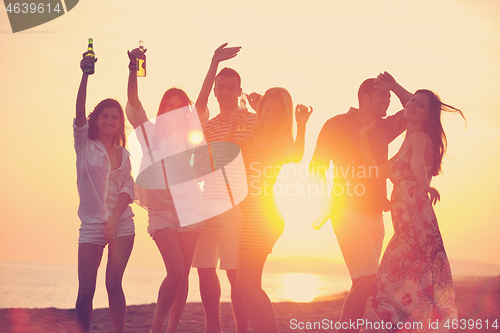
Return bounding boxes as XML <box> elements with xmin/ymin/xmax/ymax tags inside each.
<box><xmin>78</xmin><ymin>217</ymin><xmax>135</xmax><ymax>246</ymax></box>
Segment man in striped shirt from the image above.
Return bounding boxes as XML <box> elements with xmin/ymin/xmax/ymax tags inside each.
<box><xmin>192</xmin><ymin>44</ymin><xmax>257</xmax><ymax>333</ymax></box>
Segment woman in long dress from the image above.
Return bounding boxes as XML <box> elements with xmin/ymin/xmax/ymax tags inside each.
<box><xmin>225</xmin><ymin>87</ymin><xmax>312</xmax><ymax>332</ymax></box>
<box><xmin>360</xmin><ymin>89</ymin><xmax>464</xmax><ymax>332</ymax></box>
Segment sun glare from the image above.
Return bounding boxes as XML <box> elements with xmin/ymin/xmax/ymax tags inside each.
<box><xmin>188</xmin><ymin>130</ymin><xmax>204</xmax><ymax>145</ymax></box>
<box><xmin>277</xmin><ymin>273</ymin><xmax>323</xmax><ymax>303</ymax></box>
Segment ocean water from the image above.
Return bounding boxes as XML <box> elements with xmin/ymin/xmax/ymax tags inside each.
<box><xmin>0</xmin><ymin>261</ymin><xmax>351</xmax><ymax>309</ymax></box>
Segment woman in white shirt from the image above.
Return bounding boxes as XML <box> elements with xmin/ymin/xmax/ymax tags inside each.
<box><xmin>74</xmin><ymin>55</ymin><xmax>135</xmax><ymax>333</ymax></box>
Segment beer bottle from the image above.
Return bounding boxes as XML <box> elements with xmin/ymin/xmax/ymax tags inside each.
<box><xmin>311</xmin><ymin>213</ymin><xmax>330</xmax><ymax>230</ymax></box>
<box><xmin>137</xmin><ymin>40</ymin><xmax>146</xmax><ymax>77</ymax></box>
<box><xmin>236</xmin><ymin>93</ymin><xmax>247</xmax><ymax>131</ymax></box>
<box><xmin>84</xmin><ymin>38</ymin><xmax>95</xmax><ymax>75</ymax></box>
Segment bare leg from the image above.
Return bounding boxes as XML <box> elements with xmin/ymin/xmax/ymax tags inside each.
<box><xmin>338</xmin><ymin>274</ymin><xmax>377</xmax><ymax>333</ymax></box>
<box><xmin>105</xmin><ymin>235</ymin><xmax>134</xmax><ymax>333</ymax></box>
<box><xmin>76</xmin><ymin>243</ymin><xmax>104</xmax><ymax>333</ymax></box>
<box><xmin>165</xmin><ymin>231</ymin><xmax>200</xmax><ymax>333</ymax></box>
<box><xmin>198</xmin><ymin>267</ymin><xmax>223</xmax><ymax>333</ymax></box>
<box><xmin>226</xmin><ymin>269</ymin><xmax>248</xmax><ymax>333</ymax></box>
<box><xmin>150</xmin><ymin>229</ymin><xmax>186</xmax><ymax>333</ymax></box>
<box><xmin>236</xmin><ymin>249</ymin><xmax>279</xmax><ymax>333</ymax></box>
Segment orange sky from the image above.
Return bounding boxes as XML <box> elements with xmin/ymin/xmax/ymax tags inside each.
<box><xmin>0</xmin><ymin>0</ymin><xmax>499</xmax><ymax>270</ymax></box>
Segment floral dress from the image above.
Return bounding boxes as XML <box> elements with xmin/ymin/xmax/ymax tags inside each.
<box><xmin>371</xmin><ymin>149</ymin><xmax>458</xmax><ymax>332</ymax></box>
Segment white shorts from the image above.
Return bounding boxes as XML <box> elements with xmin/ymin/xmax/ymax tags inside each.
<box><xmin>333</xmin><ymin>208</ymin><xmax>384</xmax><ymax>279</ymax></box>
<box><xmin>147</xmin><ymin>208</ymin><xmax>203</xmax><ymax>239</ymax></box>
<box><xmin>78</xmin><ymin>217</ymin><xmax>135</xmax><ymax>246</ymax></box>
<box><xmin>192</xmin><ymin>206</ymin><xmax>243</xmax><ymax>270</ymax></box>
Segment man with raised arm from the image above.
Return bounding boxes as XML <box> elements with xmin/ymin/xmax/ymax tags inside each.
<box><xmin>310</xmin><ymin>73</ymin><xmax>412</xmax><ymax>333</ymax></box>
<box><xmin>192</xmin><ymin>43</ymin><xmax>257</xmax><ymax>333</ymax></box>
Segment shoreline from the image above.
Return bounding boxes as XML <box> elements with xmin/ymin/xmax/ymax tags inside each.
<box><xmin>1</xmin><ymin>280</ymin><xmax>499</xmax><ymax>333</ymax></box>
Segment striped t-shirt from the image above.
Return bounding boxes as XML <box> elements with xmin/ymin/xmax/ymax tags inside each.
<box><xmin>201</xmin><ymin>112</ymin><xmax>258</xmax><ymax>203</ymax></box>
<box><xmin>239</xmin><ymin>133</ymin><xmax>294</xmax><ymax>252</ymax></box>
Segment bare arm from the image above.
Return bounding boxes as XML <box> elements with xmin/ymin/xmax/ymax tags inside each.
<box><xmin>309</xmin><ymin>125</ymin><xmax>329</xmax><ymax>186</ymax></box>
<box><xmin>375</xmin><ymin>71</ymin><xmax>413</xmax><ymax>107</ymax></box>
<box><xmin>104</xmin><ymin>192</ymin><xmax>133</xmax><ymax>242</ymax></box>
<box><xmin>223</xmin><ymin>109</ymin><xmax>252</xmax><ymax>150</ymax></box>
<box><xmin>195</xmin><ymin>43</ymin><xmax>241</xmax><ymax>116</ymax></box>
<box><xmin>75</xmin><ymin>56</ymin><xmax>95</xmax><ymax>127</ymax></box>
<box><xmin>104</xmin><ymin>159</ymin><xmax>134</xmax><ymax>242</ymax></box>
<box><xmin>392</xmin><ymin>81</ymin><xmax>413</xmax><ymax>107</ymax></box>
<box><xmin>309</xmin><ymin>122</ymin><xmax>333</xmax><ymax>220</ymax></box>
<box><xmin>281</xmin><ymin>104</ymin><xmax>313</xmax><ymax>163</ymax></box>
<box><xmin>409</xmin><ymin>132</ymin><xmax>431</xmax><ymax>195</ymax></box>
<box><xmin>127</xmin><ymin>48</ymin><xmax>144</xmax><ymax>109</ymax></box>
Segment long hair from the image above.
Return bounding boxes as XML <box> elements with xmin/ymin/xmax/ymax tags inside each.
<box><xmin>87</xmin><ymin>98</ymin><xmax>126</xmax><ymax>147</ymax></box>
<box><xmin>157</xmin><ymin>88</ymin><xmax>193</xmax><ymax>116</ymax></box>
<box><xmin>416</xmin><ymin>89</ymin><xmax>465</xmax><ymax>176</ymax></box>
<box><xmin>255</xmin><ymin>87</ymin><xmax>294</xmax><ymax>149</ymax></box>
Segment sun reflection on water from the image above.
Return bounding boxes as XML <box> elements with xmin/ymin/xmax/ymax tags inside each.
<box><xmin>276</xmin><ymin>273</ymin><xmax>323</xmax><ymax>303</ymax></box>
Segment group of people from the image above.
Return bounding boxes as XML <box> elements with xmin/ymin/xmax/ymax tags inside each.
<box><xmin>73</xmin><ymin>43</ymin><xmax>464</xmax><ymax>333</ymax></box>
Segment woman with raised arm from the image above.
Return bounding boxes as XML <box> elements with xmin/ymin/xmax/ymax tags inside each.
<box><xmin>126</xmin><ymin>47</ymin><xmax>209</xmax><ymax>333</ymax></box>
<box><xmin>359</xmin><ymin>89</ymin><xmax>465</xmax><ymax>331</ymax></box>
<box><xmin>225</xmin><ymin>87</ymin><xmax>312</xmax><ymax>332</ymax></box>
<box><xmin>74</xmin><ymin>55</ymin><xmax>135</xmax><ymax>333</ymax></box>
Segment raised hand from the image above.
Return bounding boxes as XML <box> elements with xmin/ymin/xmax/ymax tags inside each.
<box><xmin>80</xmin><ymin>52</ymin><xmax>97</xmax><ymax>73</ymax></box>
<box><xmin>374</xmin><ymin>71</ymin><xmax>397</xmax><ymax>91</ymax></box>
<box><xmin>295</xmin><ymin>104</ymin><xmax>313</xmax><ymax>125</ymax></box>
<box><xmin>248</xmin><ymin>92</ymin><xmax>262</xmax><ymax>111</ymax></box>
<box><xmin>212</xmin><ymin>43</ymin><xmax>241</xmax><ymax>63</ymax></box>
<box><xmin>127</xmin><ymin>47</ymin><xmax>146</xmax><ymax>62</ymax></box>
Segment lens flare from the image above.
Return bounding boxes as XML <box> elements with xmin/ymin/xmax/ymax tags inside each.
<box><xmin>188</xmin><ymin>130</ymin><xmax>204</xmax><ymax>145</ymax></box>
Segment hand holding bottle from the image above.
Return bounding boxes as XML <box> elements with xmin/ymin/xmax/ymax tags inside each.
<box><xmin>80</xmin><ymin>52</ymin><xmax>97</xmax><ymax>74</ymax></box>
<box><xmin>230</xmin><ymin>106</ymin><xmax>247</xmax><ymax>128</ymax></box>
<box><xmin>137</xmin><ymin>40</ymin><xmax>146</xmax><ymax>77</ymax></box>
<box><xmin>127</xmin><ymin>47</ymin><xmax>147</xmax><ymax>72</ymax></box>
<box><xmin>237</xmin><ymin>93</ymin><xmax>248</xmax><ymax>131</ymax></box>
<box><xmin>83</xmin><ymin>38</ymin><xmax>96</xmax><ymax>74</ymax></box>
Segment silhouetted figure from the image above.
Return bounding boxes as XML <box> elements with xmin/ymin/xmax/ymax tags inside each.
<box><xmin>310</xmin><ymin>73</ymin><xmax>412</xmax><ymax>333</ymax></box>
<box><xmin>74</xmin><ymin>55</ymin><xmax>135</xmax><ymax>333</ymax></box>
<box><xmin>226</xmin><ymin>87</ymin><xmax>312</xmax><ymax>333</ymax></box>
<box><xmin>360</xmin><ymin>89</ymin><xmax>464</xmax><ymax>331</ymax></box>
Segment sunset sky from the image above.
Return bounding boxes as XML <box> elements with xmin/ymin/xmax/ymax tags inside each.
<box><xmin>0</xmin><ymin>0</ymin><xmax>499</xmax><ymax>272</ymax></box>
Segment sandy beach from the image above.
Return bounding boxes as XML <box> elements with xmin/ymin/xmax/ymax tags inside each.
<box><xmin>1</xmin><ymin>278</ymin><xmax>499</xmax><ymax>333</ymax></box>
